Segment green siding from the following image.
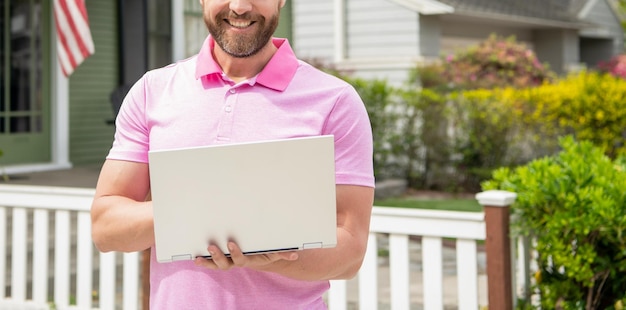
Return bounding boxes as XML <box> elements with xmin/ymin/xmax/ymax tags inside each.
<box><xmin>68</xmin><ymin>1</ymin><xmax>118</xmax><ymax>165</ymax></box>
<box><xmin>275</xmin><ymin>1</ymin><xmax>293</xmax><ymax>41</ymax></box>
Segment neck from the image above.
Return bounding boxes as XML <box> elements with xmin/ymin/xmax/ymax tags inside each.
<box><xmin>213</xmin><ymin>40</ymin><xmax>277</xmax><ymax>83</ymax></box>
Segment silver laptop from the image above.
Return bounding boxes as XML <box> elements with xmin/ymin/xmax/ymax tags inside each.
<box><xmin>148</xmin><ymin>135</ymin><xmax>337</xmax><ymax>263</ymax></box>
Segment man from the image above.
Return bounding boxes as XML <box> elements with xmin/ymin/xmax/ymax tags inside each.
<box><xmin>91</xmin><ymin>0</ymin><xmax>375</xmax><ymax>308</ymax></box>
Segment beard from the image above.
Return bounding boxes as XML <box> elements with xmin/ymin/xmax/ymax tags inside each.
<box><xmin>205</xmin><ymin>9</ymin><xmax>280</xmax><ymax>58</ymax></box>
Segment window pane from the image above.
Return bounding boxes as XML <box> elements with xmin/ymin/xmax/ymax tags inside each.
<box><xmin>10</xmin><ymin>115</ymin><xmax>30</xmax><ymax>133</ymax></box>
<box><xmin>5</xmin><ymin>0</ymin><xmax>43</xmax><ymax>134</ymax></box>
<box><xmin>34</xmin><ymin>0</ymin><xmax>42</xmax><ymax>113</ymax></box>
<box><xmin>11</xmin><ymin>1</ymin><xmax>33</xmax><ymax>112</ymax></box>
<box><xmin>1</xmin><ymin>0</ymin><xmax>6</xmax><ymax>115</ymax></box>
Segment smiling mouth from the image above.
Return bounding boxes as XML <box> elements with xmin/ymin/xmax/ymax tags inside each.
<box><xmin>226</xmin><ymin>19</ymin><xmax>255</xmax><ymax>29</ymax></box>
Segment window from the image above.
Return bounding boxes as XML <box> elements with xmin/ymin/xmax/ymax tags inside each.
<box><xmin>0</xmin><ymin>0</ymin><xmax>43</xmax><ymax>134</ymax></box>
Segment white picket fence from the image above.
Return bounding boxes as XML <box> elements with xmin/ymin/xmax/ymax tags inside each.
<box><xmin>328</xmin><ymin>207</ymin><xmax>487</xmax><ymax>310</ymax></box>
<box><xmin>0</xmin><ymin>184</ymin><xmax>523</xmax><ymax>310</ymax></box>
<box><xmin>0</xmin><ymin>185</ymin><xmax>139</xmax><ymax>310</ymax></box>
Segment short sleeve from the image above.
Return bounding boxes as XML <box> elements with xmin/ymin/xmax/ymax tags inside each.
<box><xmin>323</xmin><ymin>84</ymin><xmax>375</xmax><ymax>188</ymax></box>
<box><xmin>106</xmin><ymin>76</ymin><xmax>151</xmax><ymax>163</ymax></box>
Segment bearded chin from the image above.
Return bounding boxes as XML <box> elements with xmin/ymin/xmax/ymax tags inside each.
<box><xmin>207</xmin><ymin>14</ymin><xmax>279</xmax><ymax>58</ymax></box>
<box><xmin>223</xmin><ymin>34</ymin><xmax>268</xmax><ymax>58</ymax></box>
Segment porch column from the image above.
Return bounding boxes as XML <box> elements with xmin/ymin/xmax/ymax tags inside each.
<box><xmin>172</xmin><ymin>0</ymin><xmax>185</xmax><ymax>62</ymax></box>
<box><xmin>333</xmin><ymin>0</ymin><xmax>346</xmax><ymax>63</ymax></box>
<box><xmin>52</xmin><ymin>8</ymin><xmax>71</xmax><ymax>170</ymax></box>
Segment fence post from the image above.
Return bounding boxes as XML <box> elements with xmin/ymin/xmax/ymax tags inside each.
<box><xmin>476</xmin><ymin>190</ymin><xmax>517</xmax><ymax>310</ymax></box>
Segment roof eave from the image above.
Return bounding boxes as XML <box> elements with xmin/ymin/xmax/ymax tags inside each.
<box><xmin>388</xmin><ymin>0</ymin><xmax>455</xmax><ymax>15</ymax></box>
<box><xmin>452</xmin><ymin>10</ymin><xmax>596</xmax><ymax>29</ymax></box>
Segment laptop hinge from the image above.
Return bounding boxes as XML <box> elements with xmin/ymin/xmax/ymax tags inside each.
<box><xmin>172</xmin><ymin>254</ymin><xmax>192</xmax><ymax>261</ymax></box>
<box><xmin>303</xmin><ymin>242</ymin><xmax>323</xmax><ymax>249</ymax></box>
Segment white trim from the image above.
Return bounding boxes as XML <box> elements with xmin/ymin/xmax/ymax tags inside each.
<box><xmin>51</xmin><ymin>8</ymin><xmax>71</xmax><ymax>170</ymax></box>
<box><xmin>453</xmin><ymin>11</ymin><xmax>592</xmax><ymax>29</ymax></box>
<box><xmin>172</xmin><ymin>0</ymin><xmax>185</xmax><ymax>62</ymax></box>
<box><xmin>336</xmin><ymin>56</ymin><xmax>425</xmax><ymax>71</ymax></box>
<box><xmin>577</xmin><ymin>0</ymin><xmax>599</xmax><ymax>19</ymax></box>
<box><xmin>333</xmin><ymin>0</ymin><xmax>346</xmax><ymax>62</ymax></box>
<box><xmin>51</xmin><ymin>60</ymin><xmax>71</xmax><ymax>170</ymax></box>
<box><xmin>475</xmin><ymin>190</ymin><xmax>517</xmax><ymax>207</ymax></box>
<box><xmin>388</xmin><ymin>0</ymin><xmax>454</xmax><ymax>15</ymax></box>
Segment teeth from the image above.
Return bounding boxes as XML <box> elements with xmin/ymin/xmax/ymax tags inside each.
<box><xmin>229</xmin><ymin>20</ymin><xmax>252</xmax><ymax>28</ymax></box>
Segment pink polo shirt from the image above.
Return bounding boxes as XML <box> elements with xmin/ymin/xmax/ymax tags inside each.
<box><xmin>107</xmin><ymin>36</ymin><xmax>374</xmax><ymax>309</ymax></box>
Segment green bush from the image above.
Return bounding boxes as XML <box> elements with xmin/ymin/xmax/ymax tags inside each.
<box><xmin>394</xmin><ymin>87</ymin><xmax>448</xmax><ymax>188</ymax></box>
<box><xmin>445</xmin><ymin>70</ymin><xmax>626</xmax><ymax>190</ymax></box>
<box><xmin>448</xmin><ymin>88</ymin><xmax>529</xmax><ymax>191</ymax></box>
<box><xmin>405</xmin><ymin>34</ymin><xmax>557</xmax><ymax>191</ymax></box>
<box><xmin>482</xmin><ymin>136</ymin><xmax>626</xmax><ymax>309</ymax></box>
<box><xmin>342</xmin><ymin>75</ymin><xmax>451</xmax><ymax>188</ymax></box>
<box><xmin>339</xmin><ymin>38</ymin><xmax>626</xmax><ymax>193</ymax></box>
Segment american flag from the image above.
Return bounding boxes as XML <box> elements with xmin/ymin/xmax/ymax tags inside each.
<box><xmin>53</xmin><ymin>0</ymin><xmax>95</xmax><ymax>77</ymax></box>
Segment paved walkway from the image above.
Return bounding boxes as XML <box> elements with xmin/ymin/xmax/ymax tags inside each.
<box><xmin>4</xmin><ymin>165</ymin><xmax>487</xmax><ymax>309</ymax></box>
<box><xmin>2</xmin><ymin>164</ymin><xmax>103</xmax><ymax>188</ymax></box>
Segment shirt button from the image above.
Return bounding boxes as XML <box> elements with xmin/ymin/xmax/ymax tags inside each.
<box><xmin>224</xmin><ymin>105</ymin><xmax>232</xmax><ymax>112</ymax></box>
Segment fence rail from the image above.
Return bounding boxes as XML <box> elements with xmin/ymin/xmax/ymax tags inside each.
<box><xmin>0</xmin><ymin>184</ymin><xmax>524</xmax><ymax>309</ymax></box>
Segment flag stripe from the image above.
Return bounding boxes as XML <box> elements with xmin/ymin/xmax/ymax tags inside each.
<box><xmin>55</xmin><ymin>0</ymin><xmax>85</xmax><ymax>65</ymax></box>
<box><xmin>54</xmin><ymin>0</ymin><xmax>94</xmax><ymax>77</ymax></box>
<box><xmin>56</xmin><ymin>36</ymin><xmax>73</xmax><ymax>77</ymax></box>
<box><xmin>54</xmin><ymin>0</ymin><xmax>78</xmax><ymax>72</ymax></box>
<box><xmin>61</xmin><ymin>0</ymin><xmax>94</xmax><ymax>56</ymax></box>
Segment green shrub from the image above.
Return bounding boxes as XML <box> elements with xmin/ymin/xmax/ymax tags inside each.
<box><xmin>482</xmin><ymin>136</ymin><xmax>626</xmax><ymax>309</ymax></box>
<box><xmin>405</xmin><ymin>34</ymin><xmax>557</xmax><ymax>191</ymax></box>
<box><xmin>341</xmin><ymin>75</ymin><xmax>451</xmax><ymax>188</ymax></box>
<box><xmin>448</xmin><ymin>88</ymin><xmax>529</xmax><ymax>191</ymax></box>
<box><xmin>339</xmin><ymin>40</ymin><xmax>626</xmax><ymax>193</ymax></box>
<box><xmin>395</xmin><ymin>88</ymin><xmax>448</xmax><ymax>188</ymax></box>
<box><xmin>446</xmin><ymin>70</ymin><xmax>626</xmax><ymax>190</ymax></box>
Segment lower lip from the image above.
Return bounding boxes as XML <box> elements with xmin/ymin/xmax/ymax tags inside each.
<box><xmin>228</xmin><ymin>24</ymin><xmax>254</xmax><ymax>33</ymax></box>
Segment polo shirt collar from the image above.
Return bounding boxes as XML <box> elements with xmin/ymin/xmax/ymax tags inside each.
<box><xmin>195</xmin><ymin>36</ymin><xmax>299</xmax><ymax>91</ymax></box>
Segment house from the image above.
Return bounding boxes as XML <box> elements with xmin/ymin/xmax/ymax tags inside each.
<box><xmin>291</xmin><ymin>0</ymin><xmax>625</xmax><ymax>85</ymax></box>
<box><xmin>0</xmin><ymin>1</ymin><xmax>291</xmax><ymax>173</ymax></box>
<box><xmin>0</xmin><ymin>0</ymin><xmax>622</xmax><ymax>173</ymax></box>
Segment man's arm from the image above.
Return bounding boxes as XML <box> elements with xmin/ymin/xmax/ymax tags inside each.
<box><xmin>195</xmin><ymin>184</ymin><xmax>375</xmax><ymax>281</ymax></box>
<box><xmin>91</xmin><ymin>159</ymin><xmax>154</xmax><ymax>253</ymax></box>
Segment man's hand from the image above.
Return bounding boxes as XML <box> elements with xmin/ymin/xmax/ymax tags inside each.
<box><xmin>194</xmin><ymin>242</ymin><xmax>299</xmax><ymax>271</ymax></box>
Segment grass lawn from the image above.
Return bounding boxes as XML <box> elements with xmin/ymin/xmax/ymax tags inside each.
<box><xmin>374</xmin><ymin>197</ymin><xmax>482</xmax><ymax>212</ymax></box>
